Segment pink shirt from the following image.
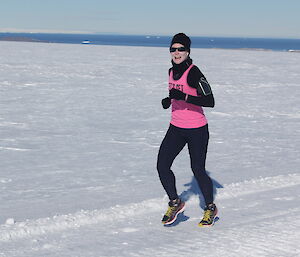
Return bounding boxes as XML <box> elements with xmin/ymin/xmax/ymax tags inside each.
<box><xmin>169</xmin><ymin>64</ymin><xmax>208</xmax><ymax>128</ymax></box>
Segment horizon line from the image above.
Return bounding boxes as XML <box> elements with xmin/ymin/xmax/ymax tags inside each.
<box><xmin>0</xmin><ymin>29</ymin><xmax>299</xmax><ymax>40</ymax></box>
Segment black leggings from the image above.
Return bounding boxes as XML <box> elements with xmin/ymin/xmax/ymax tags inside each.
<box><xmin>157</xmin><ymin>124</ymin><xmax>213</xmax><ymax>205</ymax></box>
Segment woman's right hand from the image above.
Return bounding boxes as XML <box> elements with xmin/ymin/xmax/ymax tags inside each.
<box><xmin>161</xmin><ymin>97</ymin><xmax>171</xmax><ymax>109</ymax></box>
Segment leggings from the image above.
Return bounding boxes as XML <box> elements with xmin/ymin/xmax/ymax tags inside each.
<box><xmin>157</xmin><ymin>124</ymin><xmax>213</xmax><ymax>205</ymax></box>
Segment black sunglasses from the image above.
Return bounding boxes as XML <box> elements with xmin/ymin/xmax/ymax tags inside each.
<box><xmin>169</xmin><ymin>47</ymin><xmax>187</xmax><ymax>52</ymax></box>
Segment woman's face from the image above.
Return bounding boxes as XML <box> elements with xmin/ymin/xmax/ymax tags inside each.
<box><xmin>170</xmin><ymin>43</ymin><xmax>189</xmax><ymax>64</ymax></box>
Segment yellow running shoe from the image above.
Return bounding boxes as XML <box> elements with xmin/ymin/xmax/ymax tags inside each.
<box><xmin>162</xmin><ymin>198</ymin><xmax>185</xmax><ymax>225</ymax></box>
<box><xmin>198</xmin><ymin>203</ymin><xmax>218</xmax><ymax>227</ymax></box>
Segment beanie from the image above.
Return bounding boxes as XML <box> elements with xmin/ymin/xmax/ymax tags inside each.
<box><xmin>170</xmin><ymin>33</ymin><xmax>191</xmax><ymax>53</ymax></box>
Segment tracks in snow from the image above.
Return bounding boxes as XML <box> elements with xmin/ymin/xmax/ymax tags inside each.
<box><xmin>0</xmin><ymin>173</ymin><xmax>299</xmax><ymax>242</ymax></box>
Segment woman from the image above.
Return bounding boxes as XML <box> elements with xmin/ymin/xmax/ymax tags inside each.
<box><xmin>157</xmin><ymin>33</ymin><xmax>217</xmax><ymax>227</ymax></box>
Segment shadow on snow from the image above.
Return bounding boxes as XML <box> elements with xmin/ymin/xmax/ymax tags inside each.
<box><xmin>181</xmin><ymin>171</ymin><xmax>223</xmax><ymax>208</ymax></box>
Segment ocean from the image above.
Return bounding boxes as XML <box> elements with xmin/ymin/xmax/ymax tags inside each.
<box><xmin>0</xmin><ymin>32</ymin><xmax>300</xmax><ymax>52</ymax></box>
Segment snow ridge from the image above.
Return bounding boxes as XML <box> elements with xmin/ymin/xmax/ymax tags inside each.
<box><xmin>1</xmin><ymin>173</ymin><xmax>299</xmax><ymax>242</ymax></box>
<box><xmin>217</xmin><ymin>173</ymin><xmax>300</xmax><ymax>199</ymax></box>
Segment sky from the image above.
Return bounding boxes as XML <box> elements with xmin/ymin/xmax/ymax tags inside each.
<box><xmin>1</xmin><ymin>0</ymin><xmax>299</xmax><ymax>38</ymax></box>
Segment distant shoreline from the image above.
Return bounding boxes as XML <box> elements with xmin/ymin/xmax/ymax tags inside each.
<box><xmin>0</xmin><ymin>36</ymin><xmax>49</xmax><ymax>43</ymax></box>
<box><xmin>0</xmin><ymin>33</ymin><xmax>299</xmax><ymax>52</ymax></box>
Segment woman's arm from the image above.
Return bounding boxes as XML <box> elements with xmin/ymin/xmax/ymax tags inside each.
<box><xmin>187</xmin><ymin>66</ymin><xmax>215</xmax><ymax>107</ymax></box>
<box><xmin>186</xmin><ymin>93</ymin><xmax>215</xmax><ymax>107</ymax></box>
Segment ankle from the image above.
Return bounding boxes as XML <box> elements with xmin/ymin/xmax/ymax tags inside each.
<box><xmin>206</xmin><ymin>203</ymin><xmax>216</xmax><ymax>210</ymax></box>
<box><xmin>169</xmin><ymin>198</ymin><xmax>181</xmax><ymax>207</ymax></box>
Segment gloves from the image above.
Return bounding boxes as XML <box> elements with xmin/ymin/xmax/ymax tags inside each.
<box><xmin>161</xmin><ymin>97</ymin><xmax>171</xmax><ymax>109</ymax></box>
<box><xmin>161</xmin><ymin>88</ymin><xmax>187</xmax><ymax>109</ymax></box>
<box><xmin>169</xmin><ymin>88</ymin><xmax>186</xmax><ymax>100</ymax></box>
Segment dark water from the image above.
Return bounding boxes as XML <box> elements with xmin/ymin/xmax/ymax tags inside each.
<box><xmin>0</xmin><ymin>33</ymin><xmax>299</xmax><ymax>51</ymax></box>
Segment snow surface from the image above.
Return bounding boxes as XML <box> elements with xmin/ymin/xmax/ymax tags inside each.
<box><xmin>0</xmin><ymin>41</ymin><xmax>299</xmax><ymax>256</ymax></box>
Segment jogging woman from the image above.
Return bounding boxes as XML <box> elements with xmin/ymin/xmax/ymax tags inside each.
<box><xmin>157</xmin><ymin>33</ymin><xmax>217</xmax><ymax>227</ymax></box>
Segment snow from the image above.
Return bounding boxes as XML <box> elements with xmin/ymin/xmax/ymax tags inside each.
<box><xmin>0</xmin><ymin>41</ymin><xmax>299</xmax><ymax>256</ymax></box>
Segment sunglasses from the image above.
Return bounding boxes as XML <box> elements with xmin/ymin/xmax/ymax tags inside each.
<box><xmin>169</xmin><ymin>47</ymin><xmax>187</xmax><ymax>52</ymax></box>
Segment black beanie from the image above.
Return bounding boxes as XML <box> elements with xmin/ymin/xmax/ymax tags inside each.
<box><xmin>170</xmin><ymin>33</ymin><xmax>191</xmax><ymax>52</ymax></box>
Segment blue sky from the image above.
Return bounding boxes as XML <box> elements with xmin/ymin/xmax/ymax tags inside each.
<box><xmin>1</xmin><ymin>0</ymin><xmax>299</xmax><ymax>38</ymax></box>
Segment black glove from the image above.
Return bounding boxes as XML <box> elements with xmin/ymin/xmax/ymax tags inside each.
<box><xmin>161</xmin><ymin>97</ymin><xmax>171</xmax><ymax>109</ymax></box>
<box><xmin>169</xmin><ymin>88</ymin><xmax>186</xmax><ymax>100</ymax></box>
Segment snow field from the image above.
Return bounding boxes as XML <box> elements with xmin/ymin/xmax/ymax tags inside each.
<box><xmin>0</xmin><ymin>41</ymin><xmax>299</xmax><ymax>256</ymax></box>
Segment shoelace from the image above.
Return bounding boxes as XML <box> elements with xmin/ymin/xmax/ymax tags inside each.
<box><xmin>165</xmin><ymin>206</ymin><xmax>177</xmax><ymax>217</ymax></box>
<box><xmin>202</xmin><ymin>209</ymin><xmax>213</xmax><ymax>221</ymax></box>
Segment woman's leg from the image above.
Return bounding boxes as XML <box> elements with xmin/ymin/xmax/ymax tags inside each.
<box><xmin>157</xmin><ymin>125</ymin><xmax>186</xmax><ymax>200</ymax></box>
<box><xmin>186</xmin><ymin>125</ymin><xmax>214</xmax><ymax>205</ymax></box>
